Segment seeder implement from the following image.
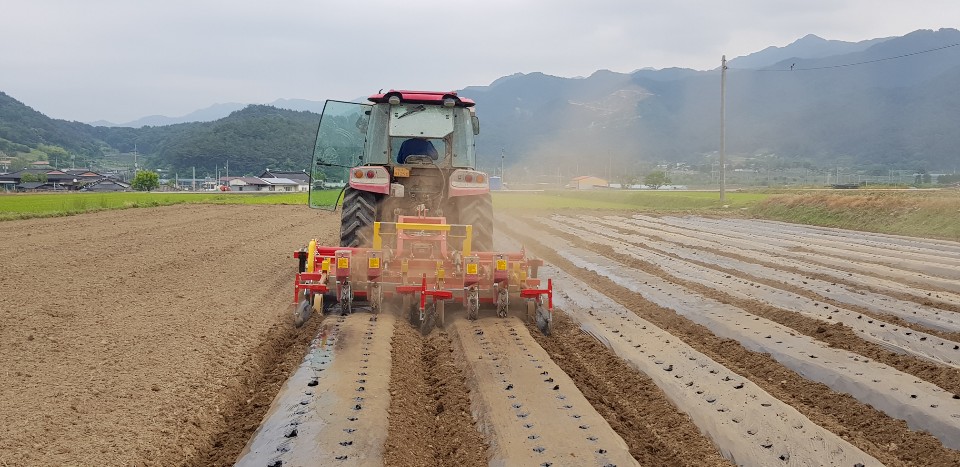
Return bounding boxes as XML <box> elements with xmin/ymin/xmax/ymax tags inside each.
<box><xmin>293</xmin><ymin>215</ymin><xmax>553</xmax><ymax>335</ymax></box>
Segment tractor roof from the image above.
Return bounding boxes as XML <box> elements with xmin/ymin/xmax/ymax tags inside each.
<box><xmin>368</xmin><ymin>90</ymin><xmax>475</xmax><ymax>107</ymax></box>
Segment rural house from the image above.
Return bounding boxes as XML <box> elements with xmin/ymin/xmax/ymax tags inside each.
<box><xmin>567</xmin><ymin>175</ymin><xmax>609</xmax><ymax>190</ymax></box>
<box><xmin>259</xmin><ymin>170</ymin><xmax>310</xmax><ymax>191</ymax></box>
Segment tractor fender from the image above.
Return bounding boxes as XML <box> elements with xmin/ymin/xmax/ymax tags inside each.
<box><xmin>348</xmin><ymin>166</ymin><xmax>390</xmax><ymax>194</ymax></box>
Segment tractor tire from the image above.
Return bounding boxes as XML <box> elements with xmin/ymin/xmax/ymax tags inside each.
<box><xmin>340</xmin><ymin>188</ymin><xmax>378</xmax><ymax>247</ymax></box>
<box><xmin>459</xmin><ymin>194</ymin><xmax>493</xmax><ymax>252</ymax></box>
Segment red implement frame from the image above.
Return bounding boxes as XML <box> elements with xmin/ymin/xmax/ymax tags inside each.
<box><xmin>291</xmin><ymin>216</ymin><xmax>553</xmax><ymax>315</ymax></box>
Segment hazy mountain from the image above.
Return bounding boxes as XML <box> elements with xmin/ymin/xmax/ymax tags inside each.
<box><xmin>269</xmin><ymin>98</ymin><xmax>326</xmax><ymax>114</ymax></box>
<box><xmin>0</xmin><ymin>92</ymin><xmax>318</xmax><ymax>175</ymax></box>
<box><xmin>92</xmin><ymin>99</ymin><xmax>325</xmax><ymax>128</ymax></box>
<box><xmin>728</xmin><ymin>34</ymin><xmax>893</xmax><ymax>69</ymax></box>
<box><xmin>461</xmin><ymin>28</ymin><xmax>960</xmax><ymax>172</ymax></box>
<box><xmin>4</xmin><ymin>28</ymin><xmax>960</xmax><ymax>177</ymax></box>
<box><xmin>88</xmin><ymin>102</ymin><xmax>247</xmax><ymax>127</ymax></box>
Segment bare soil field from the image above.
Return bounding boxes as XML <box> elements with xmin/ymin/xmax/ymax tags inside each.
<box><xmin>0</xmin><ymin>204</ymin><xmax>335</xmax><ymax>466</ymax></box>
<box><xmin>3</xmin><ymin>205</ymin><xmax>960</xmax><ymax>466</ymax></box>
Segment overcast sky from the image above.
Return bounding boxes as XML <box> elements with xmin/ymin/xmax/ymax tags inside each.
<box><xmin>2</xmin><ymin>0</ymin><xmax>958</xmax><ymax>123</ymax></box>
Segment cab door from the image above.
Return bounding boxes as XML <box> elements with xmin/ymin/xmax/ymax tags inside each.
<box><xmin>309</xmin><ymin>100</ymin><xmax>372</xmax><ymax>209</ymax></box>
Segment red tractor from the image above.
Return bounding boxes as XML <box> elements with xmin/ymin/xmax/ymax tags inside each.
<box><xmin>295</xmin><ymin>90</ymin><xmax>553</xmax><ymax>335</ymax></box>
<box><xmin>311</xmin><ymin>90</ymin><xmax>493</xmax><ymax>251</ymax></box>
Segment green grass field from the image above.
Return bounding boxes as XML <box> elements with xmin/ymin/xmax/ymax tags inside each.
<box><xmin>749</xmin><ymin>190</ymin><xmax>960</xmax><ymax>241</ymax></box>
<box><xmin>3</xmin><ymin>188</ymin><xmax>958</xmax><ymax>240</ymax></box>
<box><xmin>493</xmin><ymin>190</ymin><xmax>769</xmax><ymax>211</ymax></box>
<box><xmin>0</xmin><ymin>191</ymin><xmax>321</xmax><ymax>221</ymax></box>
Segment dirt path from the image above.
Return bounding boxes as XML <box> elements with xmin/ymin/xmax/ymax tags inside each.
<box><xmin>0</xmin><ymin>204</ymin><xmax>338</xmax><ymax>466</ymax></box>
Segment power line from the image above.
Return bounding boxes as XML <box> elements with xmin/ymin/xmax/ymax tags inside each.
<box><xmin>749</xmin><ymin>42</ymin><xmax>960</xmax><ymax>72</ymax></box>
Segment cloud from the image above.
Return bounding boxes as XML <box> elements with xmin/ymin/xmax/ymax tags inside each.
<box><xmin>1</xmin><ymin>0</ymin><xmax>957</xmax><ymax>122</ymax></box>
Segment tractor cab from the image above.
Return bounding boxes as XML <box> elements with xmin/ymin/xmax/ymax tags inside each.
<box><xmin>310</xmin><ymin>90</ymin><xmax>493</xmax><ymax>251</ymax></box>
<box><xmin>310</xmin><ymin>90</ymin><xmax>482</xmax><ymax>209</ymax></box>
<box><xmin>369</xmin><ymin>91</ymin><xmax>479</xmax><ymax>168</ymax></box>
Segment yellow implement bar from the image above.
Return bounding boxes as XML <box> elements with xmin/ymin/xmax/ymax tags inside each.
<box><xmin>374</xmin><ymin>222</ymin><xmax>473</xmax><ymax>256</ymax></box>
<box><xmin>306</xmin><ymin>239</ymin><xmax>317</xmax><ymax>273</ymax></box>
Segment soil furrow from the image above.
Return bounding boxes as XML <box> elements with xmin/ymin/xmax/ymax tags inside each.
<box><xmin>500</xmin><ymin>217</ymin><xmax>960</xmax><ymax>467</ymax></box>
<box><xmin>590</xmin><ymin>216</ymin><xmax>960</xmax><ymax>339</ymax></box>
<box><xmin>610</xmin><ymin>214</ymin><xmax>960</xmax><ymax>322</ymax></box>
<box><xmin>647</xmin><ymin>215</ymin><xmax>960</xmax><ymax>295</ymax></box>
<box><xmin>188</xmin><ymin>315</ymin><xmax>325</xmax><ymax>466</ymax></box>
<box><xmin>384</xmin><ymin>323</ymin><xmax>488</xmax><ymax>467</ymax></box>
<box><xmin>583</xmin><ymin>214</ymin><xmax>960</xmax><ymax>336</ymax></box>
<box><xmin>548</xmin><ymin>216</ymin><xmax>960</xmax><ymax>394</ymax></box>
<box><xmin>526</xmin><ymin>310</ymin><xmax>733</xmax><ymax>467</ymax></box>
<box><xmin>594</xmin><ymin>239</ymin><xmax>960</xmax><ymax>395</ymax></box>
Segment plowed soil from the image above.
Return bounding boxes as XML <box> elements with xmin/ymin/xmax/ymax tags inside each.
<box><xmin>4</xmin><ymin>205</ymin><xmax>960</xmax><ymax>467</ymax></box>
<box><xmin>0</xmin><ymin>204</ymin><xmax>337</xmax><ymax>466</ymax></box>
<box><xmin>527</xmin><ymin>311</ymin><xmax>731</xmax><ymax>467</ymax></box>
<box><xmin>384</xmin><ymin>325</ymin><xmax>488</xmax><ymax>466</ymax></box>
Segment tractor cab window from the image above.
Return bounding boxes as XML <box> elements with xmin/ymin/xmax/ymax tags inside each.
<box><xmin>392</xmin><ymin>137</ymin><xmax>447</xmax><ymax>164</ymax></box>
<box><xmin>388</xmin><ymin>105</ymin><xmax>454</xmax><ymax>138</ymax></box>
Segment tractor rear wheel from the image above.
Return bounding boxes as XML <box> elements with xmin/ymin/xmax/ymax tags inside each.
<box><xmin>340</xmin><ymin>188</ymin><xmax>377</xmax><ymax>247</ymax></box>
<box><xmin>459</xmin><ymin>194</ymin><xmax>493</xmax><ymax>252</ymax></box>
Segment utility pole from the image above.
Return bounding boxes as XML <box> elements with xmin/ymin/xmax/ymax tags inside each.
<box><xmin>500</xmin><ymin>149</ymin><xmax>505</xmax><ymax>183</ymax></box>
<box><xmin>192</xmin><ymin>166</ymin><xmax>196</xmax><ymax>191</ymax></box>
<box><xmin>719</xmin><ymin>55</ymin><xmax>727</xmax><ymax>203</ymax></box>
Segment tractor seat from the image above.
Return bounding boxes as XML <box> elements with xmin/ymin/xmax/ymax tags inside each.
<box><xmin>397</xmin><ymin>138</ymin><xmax>439</xmax><ymax>163</ymax></box>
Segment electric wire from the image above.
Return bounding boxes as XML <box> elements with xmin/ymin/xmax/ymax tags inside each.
<box><xmin>747</xmin><ymin>41</ymin><xmax>960</xmax><ymax>72</ymax></box>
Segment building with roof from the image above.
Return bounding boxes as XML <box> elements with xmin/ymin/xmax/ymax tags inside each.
<box><xmin>0</xmin><ymin>168</ymin><xmax>106</xmax><ymax>191</ymax></box>
<box><xmin>566</xmin><ymin>175</ymin><xmax>609</xmax><ymax>190</ymax></box>
<box><xmin>15</xmin><ymin>182</ymin><xmax>54</xmax><ymax>191</ymax></box>
<box><xmin>221</xmin><ymin>176</ymin><xmax>301</xmax><ymax>192</ymax></box>
<box><xmin>81</xmin><ymin>178</ymin><xmax>131</xmax><ymax>192</ymax></box>
<box><xmin>259</xmin><ymin>170</ymin><xmax>310</xmax><ymax>191</ymax></box>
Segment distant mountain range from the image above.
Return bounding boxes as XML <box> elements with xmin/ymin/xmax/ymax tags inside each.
<box><xmin>88</xmin><ymin>98</ymin><xmax>327</xmax><ymax>128</ymax></box>
<box><xmin>86</xmin><ymin>32</ymin><xmax>900</xmax><ymax>128</ymax></box>
<box><xmin>3</xmin><ymin>27</ymin><xmax>960</xmax><ymax>177</ymax></box>
<box><xmin>461</xmin><ymin>28</ymin><xmax>960</xmax><ymax>172</ymax></box>
<box><xmin>727</xmin><ymin>34</ymin><xmax>894</xmax><ymax>69</ymax></box>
